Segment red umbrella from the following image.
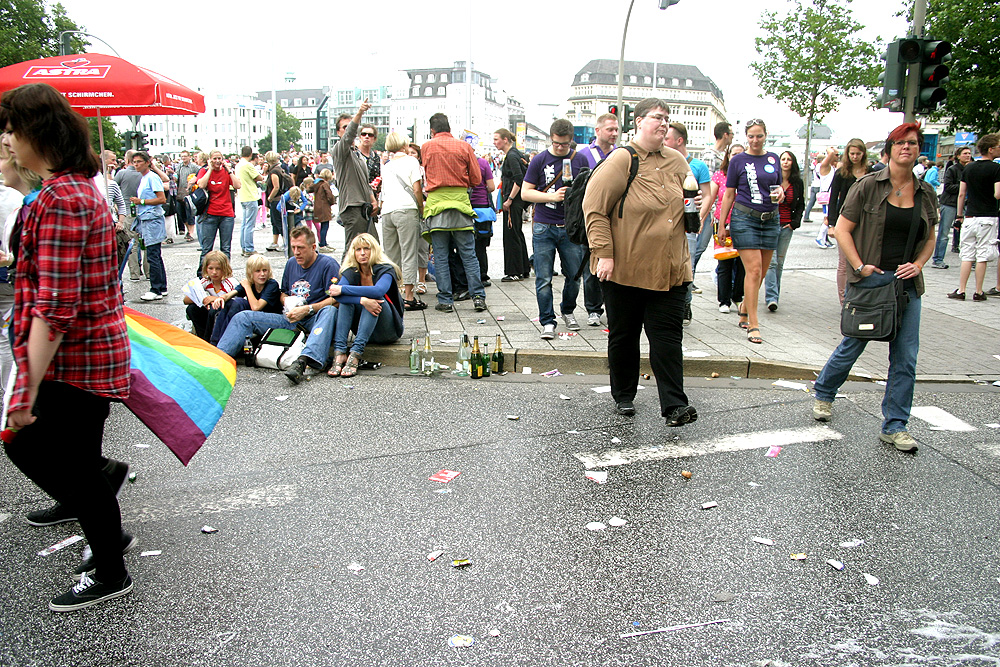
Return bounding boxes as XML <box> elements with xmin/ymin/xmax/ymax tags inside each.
<box><xmin>0</xmin><ymin>53</ymin><xmax>205</xmax><ymax>117</ymax></box>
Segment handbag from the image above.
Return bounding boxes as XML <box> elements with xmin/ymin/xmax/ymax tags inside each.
<box><xmin>712</xmin><ymin>222</ymin><xmax>738</xmax><ymax>260</ymax></box>
<box><xmin>817</xmin><ymin>191</ymin><xmax>831</xmax><ymax>206</ymax></box>
<box><xmin>840</xmin><ymin>189</ymin><xmax>922</xmax><ymax>342</ymax></box>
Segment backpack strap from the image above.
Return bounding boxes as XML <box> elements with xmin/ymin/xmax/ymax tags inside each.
<box><xmin>616</xmin><ymin>146</ymin><xmax>640</xmax><ymax>218</ymax></box>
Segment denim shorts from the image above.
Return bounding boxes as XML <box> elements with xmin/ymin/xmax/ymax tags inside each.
<box><xmin>730</xmin><ymin>208</ymin><xmax>779</xmax><ymax>250</ymax></box>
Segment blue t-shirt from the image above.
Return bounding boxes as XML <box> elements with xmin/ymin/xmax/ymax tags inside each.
<box><xmin>725</xmin><ymin>152</ymin><xmax>781</xmax><ymax>212</ymax></box>
<box><xmin>235</xmin><ymin>278</ymin><xmax>282</xmax><ymax>313</ymax></box>
<box><xmin>137</xmin><ymin>172</ymin><xmax>164</xmax><ymax>217</ymax></box>
<box><xmin>280</xmin><ymin>253</ymin><xmax>340</xmax><ymax>305</ymax></box>
<box><xmin>523</xmin><ymin>149</ymin><xmax>591</xmax><ymax>223</ymax></box>
<box><xmin>688</xmin><ymin>156</ymin><xmax>711</xmax><ymax>185</ymax></box>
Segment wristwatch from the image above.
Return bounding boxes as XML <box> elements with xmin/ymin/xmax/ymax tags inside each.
<box><xmin>853</xmin><ymin>264</ymin><xmax>864</xmax><ymax>276</ymax></box>
<box><xmin>308</xmin><ymin>305</ymin><xmax>315</xmax><ymax>316</ymax></box>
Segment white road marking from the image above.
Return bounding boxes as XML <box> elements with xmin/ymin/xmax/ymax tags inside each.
<box><xmin>910</xmin><ymin>406</ymin><xmax>976</xmax><ymax>432</ymax></box>
<box><xmin>573</xmin><ymin>425</ymin><xmax>843</xmax><ymax>468</ymax></box>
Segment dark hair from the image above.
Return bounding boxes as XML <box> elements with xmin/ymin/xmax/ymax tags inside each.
<box><xmin>429</xmin><ymin>113</ymin><xmax>450</xmax><ymax>134</ymax></box>
<box><xmin>494</xmin><ymin>128</ymin><xmax>515</xmax><ymax>143</ymax></box>
<box><xmin>407</xmin><ymin>143</ymin><xmax>422</xmax><ymax>162</ymax></box>
<box><xmin>667</xmin><ymin>122</ymin><xmax>688</xmax><ymax>144</ymax></box>
<box><xmin>289</xmin><ymin>225</ymin><xmax>316</xmax><ymax>245</ymax></box>
<box><xmin>360</xmin><ymin>123</ymin><xmax>377</xmax><ymax>139</ymax></box>
<box><xmin>885</xmin><ymin>122</ymin><xmax>923</xmax><ymax>152</ymax></box>
<box><xmin>549</xmin><ymin>119</ymin><xmax>573</xmax><ymax>138</ymax></box>
<box><xmin>720</xmin><ymin>146</ymin><xmax>733</xmax><ymax>176</ymax></box>
<box><xmin>0</xmin><ymin>83</ymin><xmax>100</xmax><ymax>176</ymax></box>
<box><xmin>714</xmin><ymin>122</ymin><xmax>732</xmax><ymax>140</ymax></box>
<box><xmin>976</xmin><ymin>133</ymin><xmax>999</xmax><ymax>156</ymax></box>
<box><xmin>241</xmin><ymin>146</ymin><xmax>252</xmax><ymax>158</ymax></box>
<box><xmin>336</xmin><ymin>113</ymin><xmax>351</xmax><ymax>130</ymax></box>
<box><xmin>132</xmin><ymin>150</ymin><xmax>152</xmax><ymax>164</ymax></box>
<box><xmin>779</xmin><ymin>150</ymin><xmax>802</xmax><ymax>187</ymax></box>
<box><xmin>634</xmin><ymin>98</ymin><xmax>670</xmax><ymax>123</ymax></box>
<box><xmin>297</xmin><ymin>155</ymin><xmax>308</xmax><ymax>168</ymax></box>
<box><xmin>745</xmin><ymin>118</ymin><xmax>767</xmax><ymax>134</ymax></box>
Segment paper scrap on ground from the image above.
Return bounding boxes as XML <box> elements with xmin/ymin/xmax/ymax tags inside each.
<box><xmin>38</xmin><ymin>535</ymin><xmax>84</xmax><ymax>556</ymax></box>
<box><xmin>585</xmin><ymin>471</ymin><xmax>608</xmax><ymax>484</ymax></box>
<box><xmin>840</xmin><ymin>538</ymin><xmax>864</xmax><ymax>548</ymax></box>
<box><xmin>611</xmin><ymin>437</ymin><xmax>622</xmax><ymax>445</ymax></box>
<box><xmin>772</xmin><ymin>380</ymin><xmax>809</xmax><ymax>391</ymax></box>
<box><xmin>910</xmin><ymin>406</ymin><xmax>976</xmax><ymax>432</ymax></box>
<box><xmin>608</xmin><ymin>517</ymin><xmax>627</xmax><ymax>527</ymax></box>
<box><xmin>140</xmin><ymin>550</ymin><xmax>162</xmax><ymax>557</ymax></box>
<box><xmin>201</xmin><ymin>525</ymin><xmax>218</xmax><ymax>534</ymax></box>
<box><xmin>752</xmin><ymin>537</ymin><xmax>774</xmax><ymax>546</ymax></box>
<box><xmin>620</xmin><ymin>619</ymin><xmax>730</xmax><ymax>639</ymax></box>
<box><xmin>134</xmin><ymin>443</ymin><xmax>151</xmax><ymax>448</ymax></box>
<box><xmin>559</xmin><ymin>394</ymin><xmax>571</xmax><ymax>400</ymax></box>
<box><xmin>863</xmin><ymin>573</ymin><xmax>879</xmax><ymax>586</ymax></box>
<box><xmin>274</xmin><ymin>396</ymin><xmax>289</xmax><ymax>402</ymax></box>
<box><xmin>506</xmin><ymin>415</ymin><xmax>519</xmax><ymax>421</ymax></box>
<box><xmin>790</xmin><ymin>553</ymin><xmax>807</xmax><ymax>560</ymax></box>
<box><xmin>427</xmin><ymin>550</ymin><xmax>444</xmax><ymax>561</ymax></box>
<box><xmin>496</xmin><ymin>316</ymin><xmax>505</xmax><ymax>321</ymax></box>
<box><xmin>488</xmin><ymin>628</ymin><xmax>501</xmax><ymax>637</ymax></box>
<box><xmin>994</xmin><ymin>355</ymin><xmax>1000</xmax><ymax>361</ymax></box>
<box><xmin>448</xmin><ymin>635</ymin><xmax>475</xmax><ymax>648</ymax></box>
<box><xmin>701</xmin><ymin>501</ymin><xmax>718</xmax><ymax>510</ymax></box>
<box><xmin>586</xmin><ymin>522</ymin><xmax>607</xmax><ymax>531</ymax></box>
<box><xmin>0</xmin><ymin>513</ymin><xmax>9</xmax><ymax>524</ymax></box>
<box><xmin>826</xmin><ymin>559</ymin><xmax>845</xmax><ymax>571</ymax></box>
<box><xmin>765</xmin><ymin>445</ymin><xmax>782</xmax><ymax>458</ymax></box>
<box><xmin>574</xmin><ymin>426</ymin><xmax>843</xmax><ymax>468</ymax></box>
<box><xmin>522</xmin><ymin>367</ymin><xmax>532</xmax><ymax>375</ymax></box>
<box><xmin>683</xmin><ymin>349</ymin><xmax>711</xmax><ymax>357</ymax></box>
<box><xmin>439</xmin><ymin>338</ymin><xmax>460</xmax><ymax>344</ymax></box>
<box><xmin>541</xmin><ymin>369</ymin><xmax>562</xmax><ymax>377</ymax></box>
<box><xmin>985</xmin><ymin>423</ymin><xmax>1000</xmax><ymax>429</ymax></box>
<box><xmin>347</xmin><ymin>562</ymin><xmax>365</xmax><ymax>573</ymax></box>
<box><xmin>591</xmin><ymin>386</ymin><xmax>613</xmax><ymax>394</ymax></box>
<box><xmin>429</xmin><ymin>469</ymin><xmax>461</xmax><ymax>483</ymax></box>
<box><xmin>567</xmin><ymin>429</ymin><xmax>580</xmax><ymax>434</ymax></box>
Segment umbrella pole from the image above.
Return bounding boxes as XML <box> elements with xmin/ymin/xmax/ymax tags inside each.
<box><xmin>97</xmin><ymin>109</ymin><xmax>109</xmax><ymax>194</ymax></box>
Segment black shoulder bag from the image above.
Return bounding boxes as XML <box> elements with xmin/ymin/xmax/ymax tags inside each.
<box><xmin>840</xmin><ymin>188</ymin><xmax>921</xmax><ymax>343</ymax></box>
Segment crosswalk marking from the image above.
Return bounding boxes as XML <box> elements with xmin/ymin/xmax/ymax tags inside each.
<box><xmin>573</xmin><ymin>425</ymin><xmax>843</xmax><ymax>468</ymax></box>
<box><xmin>910</xmin><ymin>406</ymin><xmax>976</xmax><ymax>432</ymax></box>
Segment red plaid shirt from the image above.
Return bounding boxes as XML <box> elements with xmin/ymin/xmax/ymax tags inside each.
<box><xmin>11</xmin><ymin>171</ymin><xmax>130</xmax><ymax>411</ymax></box>
<box><xmin>420</xmin><ymin>132</ymin><xmax>481</xmax><ymax>192</ymax></box>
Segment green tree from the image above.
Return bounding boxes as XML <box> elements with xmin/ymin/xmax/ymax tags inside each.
<box><xmin>0</xmin><ymin>0</ymin><xmax>89</xmax><ymax>68</ymax></box>
<box><xmin>88</xmin><ymin>117</ymin><xmax>121</xmax><ymax>156</ymax></box>
<box><xmin>258</xmin><ymin>105</ymin><xmax>302</xmax><ymax>152</ymax></box>
<box><xmin>751</xmin><ymin>0</ymin><xmax>881</xmax><ymax>185</ymax></box>
<box><xmin>923</xmin><ymin>0</ymin><xmax>1000</xmax><ymax>134</ymax></box>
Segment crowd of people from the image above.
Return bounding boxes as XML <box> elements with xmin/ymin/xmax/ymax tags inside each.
<box><xmin>0</xmin><ymin>81</ymin><xmax>997</xmax><ymax>613</ymax></box>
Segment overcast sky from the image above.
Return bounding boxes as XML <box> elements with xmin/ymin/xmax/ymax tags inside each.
<box><xmin>55</xmin><ymin>0</ymin><xmax>912</xmax><ymax>145</ymax></box>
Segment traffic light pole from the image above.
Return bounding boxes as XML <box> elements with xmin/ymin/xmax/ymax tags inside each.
<box><xmin>615</xmin><ymin>0</ymin><xmax>636</xmax><ymax>142</ymax></box>
<box><xmin>903</xmin><ymin>0</ymin><xmax>927</xmax><ymax>123</ymax></box>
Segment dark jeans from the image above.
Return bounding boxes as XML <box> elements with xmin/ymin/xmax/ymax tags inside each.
<box><xmin>582</xmin><ymin>261</ymin><xmax>604</xmax><ymax>316</ymax></box>
<box><xmin>318</xmin><ymin>221</ymin><xmax>330</xmax><ymax>247</ymax></box>
<box><xmin>186</xmin><ymin>303</ymin><xmax>218</xmax><ymax>341</ymax></box>
<box><xmin>146</xmin><ymin>242</ymin><xmax>166</xmax><ymax>294</ymax></box>
<box><xmin>717</xmin><ymin>257</ymin><xmax>745</xmax><ymax>306</ymax></box>
<box><xmin>601</xmin><ymin>280</ymin><xmax>689</xmax><ymax>417</ymax></box>
<box><xmin>502</xmin><ymin>200</ymin><xmax>531</xmax><ymax>277</ymax></box>
<box><xmin>4</xmin><ymin>381</ymin><xmax>125</xmax><ymax>582</ymax></box>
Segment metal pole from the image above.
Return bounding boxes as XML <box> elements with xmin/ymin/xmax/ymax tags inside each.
<box><xmin>271</xmin><ymin>87</ymin><xmax>277</xmax><ymax>154</ymax></box>
<box><xmin>616</xmin><ymin>0</ymin><xmax>636</xmax><ymax>143</ymax></box>
<box><xmin>904</xmin><ymin>0</ymin><xmax>927</xmax><ymax>123</ymax></box>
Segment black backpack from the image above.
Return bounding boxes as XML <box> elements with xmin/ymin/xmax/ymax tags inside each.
<box><xmin>563</xmin><ymin>146</ymin><xmax>639</xmax><ymax>246</ymax></box>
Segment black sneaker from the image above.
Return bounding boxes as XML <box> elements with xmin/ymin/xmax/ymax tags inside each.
<box><xmin>482</xmin><ymin>278</ymin><xmax>492</xmax><ymax>287</ymax></box>
<box><xmin>616</xmin><ymin>401</ymin><xmax>636</xmax><ymax>416</ymax></box>
<box><xmin>105</xmin><ymin>459</ymin><xmax>131</xmax><ymax>498</ymax></box>
<box><xmin>454</xmin><ymin>290</ymin><xmax>471</xmax><ymax>302</ymax></box>
<box><xmin>473</xmin><ymin>295</ymin><xmax>487</xmax><ymax>312</ymax></box>
<box><xmin>72</xmin><ymin>532</ymin><xmax>138</xmax><ymax>581</ymax></box>
<box><xmin>25</xmin><ymin>503</ymin><xmax>78</xmax><ymax>527</ymax></box>
<box><xmin>284</xmin><ymin>357</ymin><xmax>307</xmax><ymax>385</ymax></box>
<box><xmin>49</xmin><ymin>573</ymin><xmax>133</xmax><ymax>612</ymax></box>
<box><xmin>500</xmin><ymin>275</ymin><xmax>520</xmax><ymax>282</ymax></box>
<box><xmin>434</xmin><ymin>303</ymin><xmax>453</xmax><ymax>313</ymax></box>
<box><xmin>682</xmin><ymin>304</ymin><xmax>692</xmax><ymax>327</ymax></box>
<box><xmin>972</xmin><ymin>291</ymin><xmax>988</xmax><ymax>301</ymax></box>
<box><xmin>665</xmin><ymin>405</ymin><xmax>698</xmax><ymax>427</ymax></box>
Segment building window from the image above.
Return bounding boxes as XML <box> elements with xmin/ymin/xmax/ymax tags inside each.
<box><xmin>672</xmin><ymin>78</ymin><xmax>679</xmax><ymax>86</ymax></box>
<box><xmin>280</xmin><ymin>99</ymin><xmax>288</xmax><ymax>107</ymax></box>
<box><xmin>629</xmin><ymin>75</ymin><xmax>637</xmax><ymax>83</ymax></box>
<box><xmin>427</xmin><ymin>74</ymin><xmax>435</xmax><ymax>83</ymax></box>
<box><xmin>412</xmin><ymin>87</ymin><xmax>420</xmax><ymax>97</ymax></box>
<box><xmin>308</xmin><ymin>98</ymin><xmax>316</xmax><ymax>106</ymax></box>
<box><xmin>685</xmin><ymin>79</ymin><xmax>693</xmax><ymax>87</ymax></box>
<box><xmin>414</xmin><ymin>74</ymin><xmax>422</xmax><ymax>84</ymax></box>
<box><xmin>643</xmin><ymin>76</ymin><xmax>651</xmax><ymax>84</ymax></box>
<box><xmin>580</xmin><ymin>73</ymin><xmax>589</xmax><ymax>82</ymax></box>
<box><xmin>658</xmin><ymin>77</ymin><xmax>665</xmax><ymax>85</ymax></box>
<box><xmin>437</xmin><ymin>87</ymin><xmax>445</xmax><ymax>95</ymax></box>
<box><xmin>362</xmin><ymin>89</ymin><xmax>377</xmax><ymax>102</ymax></box>
<box><xmin>440</xmin><ymin>73</ymin><xmax>448</xmax><ymax>82</ymax></box>
<box><xmin>424</xmin><ymin>87</ymin><xmax>432</xmax><ymax>96</ymax></box>
<box><xmin>338</xmin><ymin>90</ymin><xmax>353</xmax><ymax>105</ymax></box>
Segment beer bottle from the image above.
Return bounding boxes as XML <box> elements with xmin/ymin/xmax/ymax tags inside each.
<box><xmin>481</xmin><ymin>342</ymin><xmax>491</xmax><ymax>377</ymax></box>
<box><xmin>421</xmin><ymin>337</ymin><xmax>435</xmax><ymax>375</ymax></box>
<box><xmin>492</xmin><ymin>334</ymin><xmax>504</xmax><ymax>374</ymax></box>
<box><xmin>683</xmin><ymin>171</ymin><xmax>700</xmax><ymax>233</ymax></box>
<box><xmin>409</xmin><ymin>338</ymin><xmax>420</xmax><ymax>374</ymax></box>
<box><xmin>470</xmin><ymin>336</ymin><xmax>482</xmax><ymax>379</ymax></box>
<box><xmin>457</xmin><ymin>334</ymin><xmax>472</xmax><ymax>376</ymax></box>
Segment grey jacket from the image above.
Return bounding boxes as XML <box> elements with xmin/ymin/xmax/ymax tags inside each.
<box><xmin>331</xmin><ymin>120</ymin><xmax>373</xmax><ymax>213</ymax></box>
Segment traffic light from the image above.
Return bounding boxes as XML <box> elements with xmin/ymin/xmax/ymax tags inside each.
<box><xmin>136</xmin><ymin>131</ymin><xmax>149</xmax><ymax>151</ymax></box>
<box><xmin>407</xmin><ymin>124</ymin><xmax>415</xmax><ymax>142</ymax></box>
<box><xmin>877</xmin><ymin>41</ymin><xmax>905</xmax><ymax>112</ymax></box>
<box><xmin>622</xmin><ymin>104</ymin><xmax>634</xmax><ymax>133</ymax></box>
<box><xmin>915</xmin><ymin>39</ymin><xmax>951</xmax><ymax>113</ymax></box>
<box><xmin>658</xmin><ymin>0</ymin><xmax>680</xmax><ymax>7</ymax></box>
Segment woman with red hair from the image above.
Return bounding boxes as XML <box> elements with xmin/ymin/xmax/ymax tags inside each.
<box><xmin>810</xmin><ymin>123</ymin><xmax>938</xmax><ymax>452</ymax></box>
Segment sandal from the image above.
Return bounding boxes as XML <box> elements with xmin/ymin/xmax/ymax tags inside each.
<box><xmin>738</xmin><ymin>308</ymin><xmax>749</xmax><ymax>330</ymax></box>
<box><xmin>404</xmin><ymin>298</ymin><xmax>427</xmax><ymax>311</ymax></box>
<box><xmin>415</xmin><ymin>282</ymin><xmax>427</xmax><ymax>295</ymax></box>
<box><xmin>340</xmin><ymin>352</ymin><xmax>361</xmax><ymax>378</ymax></box>
<box><xmin>747</xmin><ymin>327</ymin><xmax>763</xmax><ymax>344</ymax></box>
<box><xmin>328</xmin><ymin>353</ymin><xmax>347</xmax><ymax>377</ymax></box>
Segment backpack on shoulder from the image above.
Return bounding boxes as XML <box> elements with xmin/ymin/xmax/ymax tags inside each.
<box><xmin>563</xmin><ymin>146</ymin><xmax>639</xmax><ymax>247</ymax></box>
<box><xmin>183</xmin><ymin>187</ymin><xmax>208</xmax><ymax>219</ymax></box>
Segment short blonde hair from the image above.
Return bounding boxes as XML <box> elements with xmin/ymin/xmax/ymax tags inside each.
<box><xmin>265</xmin><ymin>151</ymin><xmax>279</xmax><ymax>166</ymax></box>
<box><xmin>385</xmin><ymin>131</ymin><xmax>408</xmax><ymax>153</ymax></box>
<box><xmin>319</xmin><ymin>168</ymin><xmax>332</xmax><ymax>181</ymax></box>
<box><xmin>288</xmin><ymin>185</ymin><xmax>301</xmax><ymax>202</ymax></box>
<box><xmin>201</xmin><ymin>250</ymin><xmax>232</xmax><ymax>278</ymax></box>
<box><xmin>245</xmin><ymin>254</ymin><xmax>272</xmax><ymax>281</ymax></box>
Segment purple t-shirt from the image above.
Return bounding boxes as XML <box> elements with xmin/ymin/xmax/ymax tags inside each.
<box><xmin>725</xmin><ymin>151</ymin><xmax>782</xmax><ymax>212</ymax></box>
<box><xmin>523</xmin><ymin>149</ymin><xmax>590</xmax><ymax>223</ymax></box>
<box><xmin>469</xmin><ymin>157</ymin><xmax>495</xmax><ymax>208</ymax></box>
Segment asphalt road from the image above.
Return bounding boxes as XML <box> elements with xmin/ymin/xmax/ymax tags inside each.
<box><xmin>2</xmin><ymin>367</ymin><xmax>999</xmax><ymax>667</ymax></box>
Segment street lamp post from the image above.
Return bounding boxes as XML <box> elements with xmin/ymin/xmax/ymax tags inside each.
<box><xmin>615</xmin><ymin>0</ymin><xmax>678</xmax><ymax>144</ymax></box>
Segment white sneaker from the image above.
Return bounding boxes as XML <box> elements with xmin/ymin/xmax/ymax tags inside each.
<box><xmin>587</xmin><ymin>312</ymin><xmax>602</xmax><ymax>326</ymax></box>
<box><xmin>540</xmin><ymin>324</ymin><xmax>556</xmax><ymax>340</ymax></box>
<box><xmin>562</xmin><ymin>313</ymin><xmax>580</xmax><ymax>331</ymax></box>
<box><xmin>719</xmin><ymin>304</ymin><xmax>730</xmax><ymax>313</ymax></box>
<box><xmin>140</xmin><ymin>291</ymin><xmax>163</xmax><ymax>301</ymax></box>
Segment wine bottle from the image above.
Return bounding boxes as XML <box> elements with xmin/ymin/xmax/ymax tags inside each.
<box><xmin>492</xmin><ymin>334</ymin><xmax>504</xmax><ymax>374</ymax></box>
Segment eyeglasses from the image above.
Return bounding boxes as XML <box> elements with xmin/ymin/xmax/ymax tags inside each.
<box><xmin>643</xmin><ymin>114</ymin><xmax>668</xmax><ymax>124</ymax></box>
<box><xmin>360</xmin><ymin>132</ymin><xmax>375</xmax><ymax>138</ymax></box>
<box><xmin>893</xmin><ymin>140</ymin><xmax>920</xmax><ymax>147</ymax></box>
<box><xmin>551</xmin><ymin>140</ymin><xmax>571</xmax><ymax>147</ymax></box>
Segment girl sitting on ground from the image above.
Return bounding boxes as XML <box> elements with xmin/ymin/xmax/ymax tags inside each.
<box><xmin>209</xmin><ymin>254</ymin><xmax>282</xmax><ymax>344</ymax></box>
<box><xmin>327</xmin><ymin>233</ymin><xmax>404</xmax><ymax>378</ymax></box>
<box><xmin>184</xmin><ymin>251</ymin><xmax>235</xmax><ymax>340</ymax></box>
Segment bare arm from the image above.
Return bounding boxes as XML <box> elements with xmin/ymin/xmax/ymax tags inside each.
<box><xmin>957</xmin><ymin>181</ymin><xmax>967</xmax><ymax>218</ymax></box>
<box><xmin>716</xmin><ymin>188</ymin><xmax>736</xmax><ymax>240</ymax></box>
<box><xmin>7</xmin><ymin>318</ymin><xmax>64</xmax><ymax>428</ymax></box>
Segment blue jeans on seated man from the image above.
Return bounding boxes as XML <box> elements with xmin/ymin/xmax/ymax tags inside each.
<box><xmin>764</xmin><ymin>225</ymin><xmax>794</xmax><ymax>305</ymax></box>
<box><xmin>933</xmin><ymin>205</ymin><xmax>956</xmax><ymax>266</ymax></box>
<box><xmin>333</xmin><ymin>301</ymin><xmax>398</xmax><ymax>356</ymax></box>
<box><xmin>532</xmin><ymin>222</ymin><xmax>584</xmax><ymax>326</ymax></box>
<box><xmin>198</xmin><ymin>214</ymin><xmax>234</xmax><ymax>276</ymax></box>
<box><xmin>429</xmin><ymin>229</ymin><xmax>483</xmax><ymax>304</ymax></box>
<box><xmin>216</xmin><ymin>305</ymin><xmax>338</xmax><ymax>368</ymax></box>
<box><xmin>813</xmin><ymin>271</ymin><xmax>921</xmax><ymax>435</ymax></box>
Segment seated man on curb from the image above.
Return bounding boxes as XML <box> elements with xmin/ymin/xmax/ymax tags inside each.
<box><xmin>216</xmin><ymin>226</ymin><xmax>340</xmax><ymax>384</ymax></box>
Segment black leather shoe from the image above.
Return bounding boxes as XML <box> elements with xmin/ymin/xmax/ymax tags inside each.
<box><xmin>434</xmin><ymin>303</ymin><xmax>454</xmax><ymax>313</ymax></box>
<box><xmin>616</xmin><ymin>401</ymin><xmax>636</xmax><ymax>416</ymax></box>
<box><xmin>284</xmin><ymin>358</ymin><xmax>307</xmax><ymax>385</ymax></box>
<box><xmin>664</xmin><ymin>405</ymin><xmax>698</xmax><ymax>427</ymax></box>
<box><xmin>454</xmin><ymin>290</ymin><xmax>471</xmax><ymax>301</ymax></box>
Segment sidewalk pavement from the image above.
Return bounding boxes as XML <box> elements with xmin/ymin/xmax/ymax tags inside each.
<box><xmin>142</xmin><ymin>218</ymin><xmax>1000</xmax><ymax>383</ymax></box>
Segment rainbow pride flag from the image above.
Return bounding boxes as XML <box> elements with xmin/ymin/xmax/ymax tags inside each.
<box><xmin>123</xmin><ymin>307</ymin><xmax>236</xmax><ymax>465</ymax></box>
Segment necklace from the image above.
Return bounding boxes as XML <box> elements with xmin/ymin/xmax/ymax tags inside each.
<box><xmin>893</xmin><ymin>181</ymin><xmax>908</xmax><ymax>197</ymax></box>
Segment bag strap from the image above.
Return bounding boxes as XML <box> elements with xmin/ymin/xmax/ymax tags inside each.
<box><xmin>902</xmin><ymin>186</ymin><xmax>922</xmax><ymax>266</ymax></box>
<box><xmin>616</xmin><ymin>147</ymin><xmax>640</xmax><ymax>218</ymax></box>
<box><xmin>538</xmin><ymin>150</ymin><xmax>576</xmax><ymax>194</ymax></box>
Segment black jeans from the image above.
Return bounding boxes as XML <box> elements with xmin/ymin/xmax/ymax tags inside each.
<box><xmin>717</xmin><ymin>257</ymin><xmax>746</xmax><ymax>307</ymax></box>
<box><xmin>601</xmin><ymin>280</ymin><xmax>689</xmax><ymax>417</ymax></box>
<box><xmin>4</xmin><ymin>381</ymin><xmax>126</xmax><ymax>582</ymax></box>
<box><xmin>502</xmin><ymin>200</ymin><xmax>530</xmax><ymax>277</ymax></box>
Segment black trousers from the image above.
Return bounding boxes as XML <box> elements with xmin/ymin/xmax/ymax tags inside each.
<box><xmin>4</xmin><ymin>381</ymin><xmax>126</xmax><ymax>582</ymax></box>
<box><xmin>502</xmin><ymin>200</ymin><xmax>530</xmax><ymax>277</ymax></box>
<box><xmin>601</xmin><ymin>280</ymin><xmax>689</xmax><ymax>416</ymax></box>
